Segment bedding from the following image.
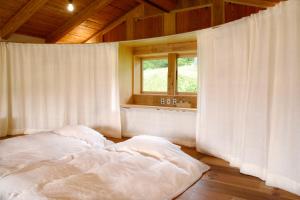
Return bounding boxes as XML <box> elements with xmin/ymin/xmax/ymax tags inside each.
<box><xmin>0</xmin><ymin>127</ymin><xmax>209</xmax><ymax>200</ymax></box>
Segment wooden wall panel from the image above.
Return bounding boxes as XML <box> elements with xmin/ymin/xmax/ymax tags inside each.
<box><xmin>133</xmin><ymin>15</ymin><xmax>164</xmax><ymax>40</ymax></box>
<box><xmin>103</xmin><ymin>21</ymin><xmax>126</xmax><ymax>42</ymax></box>
<box><xmin>176</xmin><ymin>7</ymin><xmax>212</xmax><ymax>34</ymax></box>
<box><xmin>225</xmin><ymin>2</ymin><xmax>264</xmax><ymax>23</ymax></box>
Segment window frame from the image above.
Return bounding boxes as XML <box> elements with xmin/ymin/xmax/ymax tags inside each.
<box><xmin>175</xmin><ymin>53</ymin><xmax>198</xmax><ymax>96</ymax></box>
<box><xmin>131</xmin><ymin>41</ymin><xmax>198</xmax><ymax>108</ymax></box>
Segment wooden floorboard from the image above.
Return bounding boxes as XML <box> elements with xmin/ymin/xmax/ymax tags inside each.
<box><xmin>1</xmin><ymin>135</ymin><xmax>299</xmax><ymax>200</ymax></box>
<box><xmin>177</xmin><ymin>146</ymin><xmax>300</xmax><ymax>200</ymax></box>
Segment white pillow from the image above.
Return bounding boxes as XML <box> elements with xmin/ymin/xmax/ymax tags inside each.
<box><xmin>107</xmin><ymin>135</ymin><xmax>210</xmax><ymax>181</ymax></box>
<box><xmin>106</xmin><ymin>135</ymin><xmax>181</xmax><ymax>159</ymax></box>
<box><xmin>54</xmin><ymin>125</ymin><xmax>111</xmax><ymax>147</ymax></box>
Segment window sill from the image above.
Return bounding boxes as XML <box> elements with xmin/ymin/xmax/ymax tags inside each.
<box><xmin>121</xmin><ymin>104</ymin><xmax>197</xmax><ymax>112</ymax></box>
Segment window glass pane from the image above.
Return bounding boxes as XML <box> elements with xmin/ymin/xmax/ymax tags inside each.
<box><xmin>142</xmin><ymin>58</ymin><xmax>168</xmax><ymax>92</ymax></box>
<box><xmin>177</xmin><ymin>57</ymin><xmax>198</xmax><ymax>93</ymax></box>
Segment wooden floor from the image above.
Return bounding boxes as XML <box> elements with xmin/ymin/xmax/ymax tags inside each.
<box><xmin>110</xmin><ymin>137</ymin><xmax>300</xmax><ymax>200</ymax></box>
<box><xmin>1</xmin><ymin>135</ymin><xmax>300</xmax><ymax>200</ymax></box>
<box><xmin>176</xmin><ymin>146</ymin><xmax>300</xmax><ymax>200</ymax></box>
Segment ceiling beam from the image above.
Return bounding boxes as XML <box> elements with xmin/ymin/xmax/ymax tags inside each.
<box><xmin>0</xmin><ymin>0</ymin><xmax>49</xmax><ymax>39</ymax></box>
<box><xmin>135</xmin><ymin>0</ymin><xmax>176</xmax><ymax>12</ymax></box>
<box><xmin>225</xmin><ymin>0</ymin><xmax>278</xmax><ymax>8</ymax></box>
<box><xmin>150</xmin><ymin>0</ymin><xmax>177</xmax><ymax>11</ymax></box>
<box><xmin>46</xmin><ymin>0</ymin><xmax>113</xmax><ymax>43</ymax></box>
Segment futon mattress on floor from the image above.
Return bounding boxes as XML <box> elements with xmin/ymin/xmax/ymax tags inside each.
<box><xmin>0</xmin><ymin>126</ymin><xmax>209</xmax><ymax>200</ymax></box>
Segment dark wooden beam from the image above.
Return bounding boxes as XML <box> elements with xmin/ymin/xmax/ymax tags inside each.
<box><xmin>46</xmin><ymin>0</ymin><xmax>113</xmax><ymax>43</ymax></box>
<box><xmin>0</xmin><ymin>0</ymin><xmax>49</xmax><ymax>39</ymax></box>
<box><xmin>150</xmin><ymin>0</ymin><xmax>177</xmax><ymax>11</ymax></box>
<box><xmin>136</xmin><ymin>0</ymin><xmax>177</xmax><ymax>12</ymax></box>
<box><xmin>225</xmin><ymin>0</ymin><xmax>279</xmax><ymax>8</ymax></box>
<box><xmin>85</xmin><ymin>5</ymin><xmax>143</xmax><ymax>43</ymax></box>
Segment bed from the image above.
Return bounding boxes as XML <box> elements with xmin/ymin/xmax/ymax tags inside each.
<box><xmin>0</xmin><ymin>126</ymin><xmax>209</xmax><ymax>200</ymax></box>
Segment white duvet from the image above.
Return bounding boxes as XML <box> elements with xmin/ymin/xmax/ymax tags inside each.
<box><xmin>0</xmin><ymin>126</ymin><xmax>209</xmax><ymax>200</ymax></box>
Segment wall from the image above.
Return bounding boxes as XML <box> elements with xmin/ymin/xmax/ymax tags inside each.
<box><xmin>121</xmin><ymin>107</ymin><xmax>197</xmax><ymax>147</ymax></box>
<box><xmin>1</xmin><ymin>33</ymin><xmax>45</xmax><ymax>43</ymax></box>
<box><xmin>87</xmin><ymin>0</ymin><xmax>270</xmax><ymax>43</ymax></box>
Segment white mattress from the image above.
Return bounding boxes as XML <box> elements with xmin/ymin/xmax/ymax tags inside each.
<box><xmin>0</xmin><ymin>129</ymin><xmax>209</xmax><ymax>200</ymax></box>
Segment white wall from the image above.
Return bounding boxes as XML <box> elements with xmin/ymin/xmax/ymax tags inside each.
<box><xmin>121</xmin><ymin>107</ymin><xmax>197</xmax><ymax>147</ymax></box>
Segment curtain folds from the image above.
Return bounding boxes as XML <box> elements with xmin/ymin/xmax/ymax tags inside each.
<box><xmin>0</xmin><ymin>43</ymin><xmax>9</xmax><ymax>137</ymax></box>
<box><xmin>0</xmin><ymin>43</ymin><xmax>121</xmax><ymax>138</ymax></box>
<box><xmin>196</xmin><ymin>0</ymin><xmax>300</xmax><ymax>195</ymax></box>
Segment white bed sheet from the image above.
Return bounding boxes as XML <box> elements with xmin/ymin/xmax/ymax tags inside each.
<box><xmin>0</xmin><ymin>132</ymin><xmax>209</xmax><ymax>200</ymax></box>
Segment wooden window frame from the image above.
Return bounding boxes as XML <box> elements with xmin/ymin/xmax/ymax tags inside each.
<box><xmin>136</xmin><ymin>52</ymin><xmax>197</xmax><ymax>96</ymax></box>
<box><xmin>131</xmin><ymin>41</ymin><xmax>197</xmax><ymax>108</ymax></box>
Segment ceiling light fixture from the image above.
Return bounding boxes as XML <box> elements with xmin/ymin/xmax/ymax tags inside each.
<box><xmin>67</xmin><ymin>0</ymin><xmax>74</xmax><ymax>12</ymax></box>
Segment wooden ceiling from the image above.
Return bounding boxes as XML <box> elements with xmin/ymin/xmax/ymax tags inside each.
<box><xmin>0</xmin><ymin>0</ymin><xmax>283</xmax><ymax>43</ymax></box>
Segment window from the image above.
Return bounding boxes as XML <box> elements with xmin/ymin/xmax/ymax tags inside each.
<box><xmin>132</xmin><ymin>42</ymin><xmax>197</xmax><ymax>108</ymax></box>
<box><xmin>177</xmin><ymin>56</ymin><xmax>198</xmax><ymax>93</ymax></box>
<box><xmin>142</xmin><ymin>58</ymin><xmax>168</xmax><ymax>93</ymax></box>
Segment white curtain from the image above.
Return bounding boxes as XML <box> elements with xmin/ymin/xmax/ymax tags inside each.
<box><xmin>0</xmin><ymin>43</ymin><xmax>121</xmax><ymax>138</ymax></box>
<box><xmin>0</xmin><ymin>43</ymin><xmax>9</xmax><ymax>136</ymax></box>
<box><xmin>196</xmin><ymin>0</ymin><xmax>300</xmax><ymax>195</ymax></box>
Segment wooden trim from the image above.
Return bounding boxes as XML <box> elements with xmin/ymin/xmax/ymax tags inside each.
<box><xmin>0</xmin><ymin>0</ymin><xmax>49</xmax><ymax>39</ymax></box>
<box><xmin>133</xmin><ymin>56</ymin><xmax>142</xmax><ymax>94</ymax></box>
<box><xmin>168</xmin><ymin>53</ymin><xmax>177</xmax><ymax>95</ymax></box>
<box><xmin>133</xmin><ymin>41</ymin><xmax>197</xmax><ymax>55</ymax></box>
<box><xmin>132</xmin><ymin>94</ymin><xmax>197</xmax><ymax>108</ymax></box>
<box><xmin>177</xmin><ymin>53</ymin><xmax>197</xmax><ymax>58</ymax></box>
<box><xmin>46</xmin><ymin>0</ymin><xmax>113</xmax><ymax>43</ymax></box>
<box><xmin>224</xmin><ymin>0</ymin><xmax>278</xmax><ymax>8</ymax></box>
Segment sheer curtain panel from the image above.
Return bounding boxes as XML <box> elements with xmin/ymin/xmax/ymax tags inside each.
<box><xmin>0</xmin><ymin>43</ymin><xmax>9</xmax><ymax>137</ymax></box>
<box><xmin>196</xmin><ymin>0</ymin><xmax>300</xmax><ymax>195</ymax></box>
<box><xmin>0</xmin><ymin>43</ymin><xmax>121</xmax><ymax>138</ymax></box>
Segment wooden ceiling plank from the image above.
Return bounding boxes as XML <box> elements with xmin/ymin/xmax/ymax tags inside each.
<box><xmin>46</xmin><ymin>0</ymin><xmax>114</xmax><ymax>43</ymax></box>
<box><xmin>225</xmin><ymin>0</ymin><xmax>278</xmax><ymax>8</ymax></box>
<box><xmin>0</xmin><ymin>0</ymin><xmax>49</xmax><ymax>39</ymax></box>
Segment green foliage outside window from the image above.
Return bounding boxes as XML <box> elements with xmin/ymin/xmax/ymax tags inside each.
<box><xmin>142</xmin><ymin>58</ymin><xmax>168</xmax><ymax>92</ymax></box>
<box><xmin>177</xmin><ymin>57</ymin><xmax>198</xmax><ymax>93</ymax></box>
<box><xmin>142</xmin><ymin>57</ymin><xmax>198</xmax><ymax>93</ymax></box>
